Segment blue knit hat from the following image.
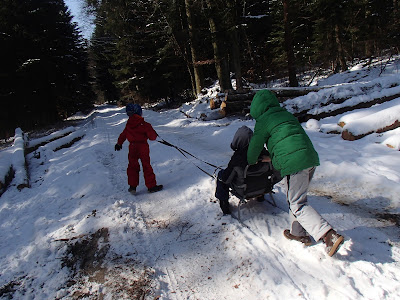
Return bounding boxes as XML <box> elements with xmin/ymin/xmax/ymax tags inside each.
<box><xmin>126</xmin><ymin>103</ymin><xmax>142</xmax><ymax>117</ymax></box>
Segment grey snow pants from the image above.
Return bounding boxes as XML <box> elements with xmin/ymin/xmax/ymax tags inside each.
<box><xmin>286</xmin><ymin>167</ymin><xmax>332</xmax><ymax>241</ymax></box>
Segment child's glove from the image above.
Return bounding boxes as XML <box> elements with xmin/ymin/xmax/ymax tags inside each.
<box><xmin>114</xmin><ymin>144</ymin><xmax>122</xmax><ymax>151</ymax></box>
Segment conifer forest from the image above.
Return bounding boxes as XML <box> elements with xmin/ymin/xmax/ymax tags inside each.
<box><xmin>1</xmin><ymin>0</ymin><xmax>400</xmax><ymax>138</ymax></box>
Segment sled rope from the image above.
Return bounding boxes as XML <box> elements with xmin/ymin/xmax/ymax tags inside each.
<box><xmin>157</xmin><ymin>136</ymin><xmax>222</xmax><ymax>179</ymax></box>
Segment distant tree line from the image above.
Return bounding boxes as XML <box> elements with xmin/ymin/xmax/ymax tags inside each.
<box><xmin>1</xmin><ymin>0</ymin><xmax>95</xmax><ymax>139</ymax></box>
<box><xmin>1</xmin><ymin>0</ymin><xmax>399</xmax><ymax>138</ymax></box>
<box><xmin>86</xmin><ymin>0</ymin><xmax>400</xmax><ymax>104</ymax></box>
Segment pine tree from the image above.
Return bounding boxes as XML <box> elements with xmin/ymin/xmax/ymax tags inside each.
<box><xmin>89</xmin><ymin>4</ymin><xmax>120</xmax><ymax>104</ymax></box>
<box><xmin>0</xmin><ymin>0</ymin><xmax>95</xmax><ymax>138</ymax></box>
<box><xmin>88</xmin><ymin>0</ymin><xmax>193</xmax><ymax>104</ymax></box>
<box><xmin>238</xmin><ymin>0</ymin><xmax>274</xmax><ymax>82</ymax></box>
<box><xmin>83</xmin><ymin>0</ymin><xmax>400</xmax><ymax>102</ymax></box>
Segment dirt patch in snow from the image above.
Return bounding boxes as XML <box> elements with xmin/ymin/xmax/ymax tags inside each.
<box><xmin>59</xmin><ymin>227</ymin><xmax>157</xmax><ymax>299</ymax></box>
<box><xmin>376</xmin><ymin>213</ymin><xmax>400</xmax><ymax>227</ymax></box>
<box><xmin>0</xmin><ymin>276</ymin><xmax>25</xmax><ymax>299</ymax></box>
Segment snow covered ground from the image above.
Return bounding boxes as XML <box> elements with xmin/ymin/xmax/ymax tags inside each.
<box><xmin>1</xmin><ymin>58</ymin><xmax>400</xmax><ymax>299</ymax></box>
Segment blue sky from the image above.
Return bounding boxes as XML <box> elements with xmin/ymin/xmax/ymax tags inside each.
<box><xmin>65</xmin><ymin>0</ymin><xmax>94</xmax><ymax>39</ymax></box>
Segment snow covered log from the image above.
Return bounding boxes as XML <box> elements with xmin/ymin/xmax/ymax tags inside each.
<box><xmin>223</xmin><ymin>87</ymin><xmax>323</xmax><ymax>103</ymax></box>
<box><xmin>320</xmin><ymin>124</ymin><xmax>342</xmax><ymax>134</ymax></box>
<box><xmin>26</xmin><ymin>126</ymin><xmax>76</xmax><ymax>154</ymax></box>
<box><xmin>32</xmin><ymin>130</ymin><xmax>85</xmax><ymax>162</ymax></box>
<box><xmin>268</xmin><ymin>87</ymin><xmax>325</xmax><ymax>98</ymax></box>
<box><xmin>337</xmin><ymin>98</ymin><xmax>400</xmax><ymax>128</ymax></box>
<box><xmin>54</xmin><ymin>134</ymin><xmax>84</xmax><ymax>152</ymax></box>
<box><xmin>294</xmin><ymin>92</ymin><xmax>400</xmax><ymax>123</ymax></box>
<box><xmin>284</xmin><ymin>76</ymin><xmax>400</xmax><ymax>122</ymax></box>
<box><xmin>12</xmin><ymin>128</ymin><xmax>30</xmax><ymax>190</ymax></box>
<box><xmin>341</xmin><ymin>104</ymin><xmax>400</xmax><ymax>141</ymax></box>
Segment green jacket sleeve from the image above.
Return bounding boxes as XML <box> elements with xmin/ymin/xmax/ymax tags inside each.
<box><xmin>247</xmin><ymin>124</ymin><xmax>269</xmax><ymax>165</ymax></box>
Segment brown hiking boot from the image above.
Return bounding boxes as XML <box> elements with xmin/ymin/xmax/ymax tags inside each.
<box><xmin>283</xmin><ymin>229</ymin><xmax>312</xmax><ymax>246</ymax></box>
<box><xmin>324</xmin><ymin>229</ymin><xmax>344</xmax><ymax>257</ymax></box>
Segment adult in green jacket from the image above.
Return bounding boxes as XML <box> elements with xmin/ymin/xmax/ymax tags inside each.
<box><xmin>247</xmin><ymin>90</ymin><xmax>344</xmax><ymax>257</ymax></box>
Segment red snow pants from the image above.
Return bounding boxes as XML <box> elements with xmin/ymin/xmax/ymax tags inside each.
<box><xmin>127</xmin><ymin>142</ymin><xmax>156</xmax><ymax>189</ymax></box>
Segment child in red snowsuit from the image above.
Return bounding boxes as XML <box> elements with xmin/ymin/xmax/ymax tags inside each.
<box><xmin>115</xmin><ymin>103</ymin><xmax>163</xmax><ymax>194</ymax></box>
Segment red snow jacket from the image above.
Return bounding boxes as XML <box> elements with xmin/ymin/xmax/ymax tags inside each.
<box><xmin>117</xmin><ymin>115</ymin><xmax>157</xmax><ymax>145</ymax></box>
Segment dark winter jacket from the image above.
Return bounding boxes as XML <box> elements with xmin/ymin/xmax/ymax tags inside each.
<box><xmin>117</xmin><ymin>114</ymin><xmax>157</xmax><ymax>146</ymax></box>
<box><xmin>220</xmin><ymin>126</ymin><xmax>268</xmax><ymax>183</ymax></box>
<box><xmin>247</xmin><ymin>90</ymin><xmax>320</xmax><ymax>177</ymax></box>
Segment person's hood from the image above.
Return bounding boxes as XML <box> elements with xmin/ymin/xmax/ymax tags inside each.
<box><xmin>127</xmin><ymin>114</ymin><xmax>144</xmax><ymax>127</ymax></box>
<box><xmin>230</xmin><ymin>126</ymin><xmax>253</xmax><ymax>151</ymax></box>
<box><xmin>250</xmin><ymin>90</ymin><xmax>280</xmax><ymax>120</ymax></box>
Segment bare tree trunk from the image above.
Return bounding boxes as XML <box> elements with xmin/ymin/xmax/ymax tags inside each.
<box><xmin>283</xmin><ymin>0</ymin><xmax>298</xmax><ymax>87</ymax></box>
<box><xmin>185</xmin><ymin>0</ymin><xmax>204</xmax><ymax>96</ymax></box>
<box><xmin>205</xmin><ymin>0</ymin><xmax>233</xmax><ymax>92</ymax></box>
<box><xmin>335</xmin><ymin>23</ymin><xmax>347</xmax><ymax>71</ymax></box>
<box><xmin>226</xmin><ymin>0</ymin><xmax>243</xmax><ymax>91</ymax></box>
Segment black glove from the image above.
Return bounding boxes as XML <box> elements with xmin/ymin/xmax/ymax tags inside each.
<box><xmin>115</xmin><ymin>144</ymin><xmax>122</xmax><ymax>151</ymax></box>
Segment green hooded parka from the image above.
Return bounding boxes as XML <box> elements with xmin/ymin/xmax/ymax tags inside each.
<box><xmin>247</xmin><ymin>90</ymin><xmax>320</xmax><ymax>177</ymax></box>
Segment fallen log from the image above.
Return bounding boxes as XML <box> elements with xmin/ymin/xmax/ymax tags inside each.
<box><xmin>12</xmin><ymin>128</ymin><xmax>30</xmax><ymax>190</ymax></box>
<box><xmin>342</xmin><ymin>120</ymin><xmax>400</xmax><ymax>141</ymax></box>
<box><xmin>54</xmin><ymin>135</ymin><xmax>85</xmax><ymax>152</ymax></box>
<box><xmin>341</xmin><ymin>104</ymin><xmax>400</xmax><ymax>140</ymax></box>
<box><xmin>294</xmin><ymin>92</ymin><xmax>400</xmax><ymax>123</ymax></box>
<box><xmin>26</xmin><ymin>127</ymin><xmax>76</xmax><ymax>155</ymax></box>
<box><xmin>341</xmin><ymin>130</ymin><xmax>367</xmax><ymax>141</ymax></box>
<box><xmin>224</xmin><ymin>87</ymin><xmax>325</xmax><ymax>103</ymax></box>
<box><xmin>268</xmin><ymin>87</ymin><xmax>325</xmax><ymax>98</ymax></box>
<box><xmin>337</xmin><ymin>97</ymin><xmax>400</xmax><ymax>128</ymax></box>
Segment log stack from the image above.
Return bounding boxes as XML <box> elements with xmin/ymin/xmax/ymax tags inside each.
<box><xmin>210</xmin><ymin>87</ymin><xmax>327</xmax><ymax>118</ymax></box>
<box><xmin>219</xmin><ymin>90</ymin><xmax>255</xmax><ymax>117</ymax></box>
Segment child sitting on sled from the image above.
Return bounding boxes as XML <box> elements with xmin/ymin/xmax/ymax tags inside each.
<box><xmin>215</xmin><ymin>126</ymin><xmax>281</xmax><ymax>214</ymax></box>
<box><xmin>115</xmin><ymin>103</ymin><xmax>163</xmax><ymax>194</ymax></box>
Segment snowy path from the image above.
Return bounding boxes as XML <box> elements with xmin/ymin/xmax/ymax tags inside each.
<box><xmin>1</xmin><ymin>106</ymin><xmax>399</xmax><ymax>299</ymax></box>
<box><xmin>99</xmin><ymin>107</ymin><xmax>400</xmax><ymax>299</ymax></box>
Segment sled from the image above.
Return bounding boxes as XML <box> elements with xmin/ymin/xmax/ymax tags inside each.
<box><xmin>227</xmin><ymin>162</ymin><xmax>280</xmax><ymax>222</ymax></box>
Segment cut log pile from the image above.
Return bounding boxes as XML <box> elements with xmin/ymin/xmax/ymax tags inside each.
<box><xmin>209</xmin><ymin>90</ymin><xmax>252</xmax><ymax>117</ymax></box>
<box><xmin>219</xmin><ymin>90</ymin><xmax>253</xmax><ymax>117</ymax></box>
<box><xmin>209</xmin><ymin>87</ymin><xmax>327</xmax><ymax>118</ymax></box>
<box><xmin>206</xmin><ymin>86</ymin><xmax>400</xmax><ymax>149</ymax></box>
